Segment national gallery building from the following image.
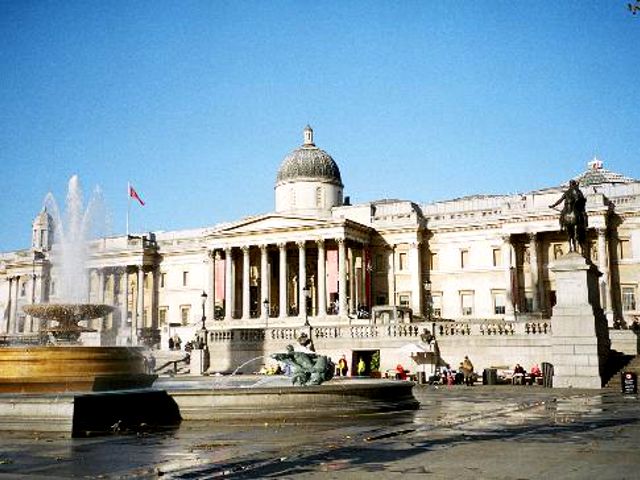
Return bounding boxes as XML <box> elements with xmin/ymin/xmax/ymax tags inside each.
<box><xmin>1</xmin><ymin>127</ymin><xmax>639</xmax><ymax>375</ymax></box>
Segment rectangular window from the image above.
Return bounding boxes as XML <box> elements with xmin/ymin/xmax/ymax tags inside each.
<box><xmin>619</xmin><ymin>239</ymin><xmax>630</xmax><ymax>260</ymax></box>
<box><xmin>182</xmin><ymin>271</ymin><xmax>189</xmax><ymax>287</ymax></box>
<box><xmin>398</xmin><ymin>252</ymin><xmax>407</xmax><ymax>271</ymax></box>
<box><xmin>399</xmin><ymin>294</ymin><xmax>410</xmax><ymax>307</ymax></box>
<box><xmin>429</xmin><ymin>252</ymin><xmax>439</xmax><ymax>271</ymax></box>
<box><xmin>159</xmin><ymin>307</ymin><xmax>168</xmax><ymax>326</ymax></box>
<box><xmin>461</xmin><ymin>292</ymin><xmax>474</xmax><ymax>316</ymax></box>
<box><xmin>622</xmin><ymin>287</ymin><xmax>636</xmax><ymax>311</ymax></box>
<box><xmin>552</xmin><ymin>244</ymin><xmax>564</xmax><ymax>260</ymax></box>
<box><xmin>374</xmin><ymin>254</ymin><xmax>384</xmax><ymax>272</ymax></box>
<box><xmin>525</xmin><ymin>296</ymin><xmax>533</xmax><ymax>313</ymax></box>
<box><xmin>493</xmin><ymin>292</ymin><xmax>506</xmax><ymax>315</ymax></box>
<box><xmin>160</xmin><ymin>273</ymin><xmax>166</xmax><ymax>288</ymax></box>
<box><xmin>492</xmin><ymin>248</ymin><xmax>502</xmax><ymax>267</ymax></box>
<box><xmin>460</xmin><ymin>250</ymin><xmax>469</xmax><ymax>269</ymax></box>
<box><xmin>432</xmin><ymin>294</ymin><xmax>442</xmax><ymax>317</ymax></box>
<box><xmin>180</xmin><ymin>305</ymin><xmax>191</xmax><ymax>325</ymax></box>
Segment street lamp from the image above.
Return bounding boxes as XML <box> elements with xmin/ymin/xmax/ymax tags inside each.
<box><xmin>263</xmin><ymin>298</ymin><xmax>269</xmax><ymax>328</ymax></box>
<box><xmin>302</xmin><ymin>286</ymin><xmax>311</xmax><ymax>327</ymax></box>
<box><xmin>200</xmin><ymin>290</ymin><xmax>208</xmax><ymax>332</ymax></box>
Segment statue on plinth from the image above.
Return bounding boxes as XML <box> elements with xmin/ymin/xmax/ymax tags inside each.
<box><xmin>549</xmin><ymin>179</ymin><xmax>588</xmax><ymax>254</ymax></box>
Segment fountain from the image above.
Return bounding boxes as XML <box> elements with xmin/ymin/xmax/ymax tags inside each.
<box><xmin>155</xmin><ymin>344</ymin><xmax>419</xmax><ymax>422</ymax></box>
<box><xmin>0</xmin><ymin>176</ymin><xmax>178</xmax><ymax>435</ymax></box>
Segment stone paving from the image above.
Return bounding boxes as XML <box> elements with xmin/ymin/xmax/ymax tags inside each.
<box><xmin>0</xmin><ymin>383</ymin><xmax>638</xmax><ymax>479</ymax></box>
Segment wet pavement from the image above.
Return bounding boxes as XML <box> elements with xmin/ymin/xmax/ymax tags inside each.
<box><xmin>0</xmin><ymin>384</ymin><xmax>638</xmax><ymax>479</ymax></box>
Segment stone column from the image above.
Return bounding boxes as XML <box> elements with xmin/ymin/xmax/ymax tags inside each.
<box><xmin>134</xmin><ymin>266</ymin><xmax>144</xmax><ymax>345</ymax></box>
<box><xmin>260</xmin><ymin>245</ymin><xmax>269</xmax><ymax>315</ymax></box>
<box><xmin>597</xmin><ymin>229</ymin><xmax>614</xmax><ymax>326</ymax></box>
<box><xmin>242</xmin><ymin>246</ymin><xmax>251</xmax><ymax>320</ymax></box>
<box><xmin>338</xmin><ymin>239</ymin><xmax>347</xmax><ymax>316</ymax></box>
<box><xmin>97</xmin><ymin>269</ymin><xmax>105</xmax><ymax>332</ymax></box>
<box><xmin>388</xmin><ymin>246</ymin><xmax>396</xmax><ymax>308</ymax></box>
<box><xmin>120</xmin><ymin>268</ymin><xmax>129</xmax><ymax>342</ymax></box>
<box><xmin>151</xmin><ymin>267</ymin><xmax>159</xmax><ymax>329</ymax></box>
<box><xmin>410</xmin><ymin>241</ymin><xmax>423</xmax><ymax>316</ymax></box>
<box><xmin>2</xmin><ymin>277</ymin><xmax>13</xmax><ymax>333</ymax></box>
<box><xmin>298</xmin><ymin>241</ymin><xmax>307</xmax><ymax>321</ymax></box>
<box><xmin>347</xmin><ymin>246</ymin><xmax>355</xmax><ymax>314</ymax></box>
<box><xmin>11</xmin><ymin>276</ymin><xmax>20</xmax><ymax>334</ymax></box>
<box><xmin>279</xmin><ymin>243</ymin><xmax>287</xmax><ymax>319</ymax></box>
<box><xmin>502</xmin><ymin>235</ymin><xmax>515</xmax><ymax>319</ymax></box>
<box><xmin>528</xmin><ymin>233</ymin><xmax>541</xmax><ymax>313</ymax></box>
<box><xmin>224</xmin><ymin>247</ymin><xmax>233</xmax><ymax>321</ymax></box>
<box><xmin>207</xmin><ymin>250</ymin><xmax>216</xmax><ymax>324</ymax></box>
<box><xmin>316</xmin><ymin>239</ymin><xmax>326</xmax><ymax>316</ymax></box>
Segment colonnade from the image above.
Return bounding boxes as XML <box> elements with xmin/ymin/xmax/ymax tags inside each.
<box><xmin>205</xmin><ymin>238</ymin><xmax>369</xmax><ymax>323</ymax></box>
<box><xmin>0</xmin><ymin>264</ymin><xmax>159</xmax><ymax>345</ymax></box>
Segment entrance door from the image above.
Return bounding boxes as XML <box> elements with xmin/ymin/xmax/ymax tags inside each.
<box><xmin>352</xmin><ymin>349</ymin><xmax>379</xmax><ymax>377</ymax></box>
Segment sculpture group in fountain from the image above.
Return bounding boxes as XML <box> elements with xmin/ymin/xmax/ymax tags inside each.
<box><xmin>271</xmin><ymin>345</ymin><xmax>335</xmax><ymax>386</ymax></box>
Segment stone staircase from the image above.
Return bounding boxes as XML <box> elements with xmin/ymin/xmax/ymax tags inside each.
<box><xmin>152</xmin><ymin>349</ymin><xmax>191</xmax><ymax>376</ymax></box>
<box><xmin>605</xmin><ymin>353</ymin><xmax>640</xmax><ymax>390</ymax></box>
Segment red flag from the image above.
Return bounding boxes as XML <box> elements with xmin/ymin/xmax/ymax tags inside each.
<box><xmin>129</xmin><ymin>185</ymin><xmax>145</xmax><ymax>206</ymax></box>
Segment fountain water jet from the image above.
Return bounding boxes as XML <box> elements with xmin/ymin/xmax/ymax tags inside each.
<box><xmin>0</xmin><ymin>177</ymin><xmax>175</xmax><ymax>437</ymax></box>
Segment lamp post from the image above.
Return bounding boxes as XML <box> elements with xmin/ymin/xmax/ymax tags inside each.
<box><xmin>302</xmin><ymin>286</ymin><xmax>311</xmax><ymax>327</ymax></box>
<box><xmin>263</xmin><ymin>298</ymin><xmax>269</xmax><ymax>328</ymax></box>
<box><xmin>200</xmin><ymin>291</ymin><xmax>208</xmax><ymax>341</ymax></box>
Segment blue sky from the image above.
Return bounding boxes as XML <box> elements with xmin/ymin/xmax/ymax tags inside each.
<box><xmin>1</xmin><ymin>1</ymin><xmax>638</xmax><ymax>252</ymax></box>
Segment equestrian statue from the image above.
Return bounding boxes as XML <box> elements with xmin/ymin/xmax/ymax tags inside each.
<box><xmin>549</xmin><ymin>179</ymin><xmax>588</xmax><ymax>254</ymax></box>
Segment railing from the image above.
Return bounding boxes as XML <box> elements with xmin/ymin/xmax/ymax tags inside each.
<box><xmin>205</xmin><ymin>320</ymin><xmax>551</xmax><ymax>344</ymax></box>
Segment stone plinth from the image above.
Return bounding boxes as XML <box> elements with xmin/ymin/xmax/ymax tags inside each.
<box><xmin>550</xmin><ymin>252</ymin><xmax>610</xmax><ymax>388</ymax></box>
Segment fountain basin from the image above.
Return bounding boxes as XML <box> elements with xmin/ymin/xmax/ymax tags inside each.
<box><xmin>0</xmin><ymin>346</ymin><xmax>155</xmax><ymax>393</ymax></box>
<box><xmin>156</xmin><ymin>376</ymin><xmax>420</xmax><ymax>421</ymax></box>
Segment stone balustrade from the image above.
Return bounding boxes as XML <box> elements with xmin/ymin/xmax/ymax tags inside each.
<box><xmin>206</xmin><ymin>320</ymin><xmax>551</xmax><ymax>345</ymax></box>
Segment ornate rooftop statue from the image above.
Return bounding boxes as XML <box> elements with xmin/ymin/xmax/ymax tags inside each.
<box><xmin>271</xmin><ymin>345</ymin><xmax>335</xmax><ymax>386</ymax></box>
<box><xmin>549</xmin><ymin>179</ymin><xmax>588</xmax><ymax>254</ymax></box>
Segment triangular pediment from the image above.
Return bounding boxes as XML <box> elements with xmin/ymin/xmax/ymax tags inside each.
<box><xmin>214</xmin><ymin>213</ymin><xmax>337</xmax><ymax>235</ymax></box>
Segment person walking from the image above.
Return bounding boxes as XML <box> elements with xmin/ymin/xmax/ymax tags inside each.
<box><xmin>357</xmin><ymin>357</ymin><xmax>366</xmax><ymax>376</ymax></box>
<box><xmin>462</xmin><ymin>355</ymin><xmax>474</xmax><ymax>386</ymax></box>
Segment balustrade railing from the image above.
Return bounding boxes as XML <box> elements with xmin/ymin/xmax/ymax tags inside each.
<box><xmin>205</xmin><ymin>319</ymin><xmax>551</xmax><ymax>344</ymax></box>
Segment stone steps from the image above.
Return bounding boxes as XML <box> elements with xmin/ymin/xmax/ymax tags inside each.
<box><xmin>605</xmin><ymin>354</ymin><xmax>640</xmax><ymax>389</ymax></box>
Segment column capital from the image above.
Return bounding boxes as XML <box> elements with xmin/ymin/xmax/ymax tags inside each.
<box><xmin>296</xmin><ymin>240</ymin><xmax>306</xmax><ymax>249</ymax></box>
<box><xmin>410</xmin><ymin>241</ymin><xmax>421</xmax><ymax>249</ymax></box>
<box><xmin>259</xmin><ymin>244</ymin><xmax>268</xmax><ymax>252</ymax></box>
<box><xmin>501</xmin><ymin>234</ymin><xmax>512</xmax><ymax>244</ymax></box>
<box><xmin>224</xmin><ymin>246</ymin><xmax>233</xmax><ymax>253</ymax></box>
<box><xmin>315</xmin><ymin>238</ymin><xmax>325</xmax><ymax>248</ymax></box>
<box><xmin>277</xmin><ymin>242</ymin><xmax>287</xmax><ymax>250</ymax></box>
<box><xmin>241</xmin><ymin>245</ymin><xmax>250</xmax><ymax>253</ymax></box>
<box><xmin>336</xmin><ymin>238</ymin><xmax>345</xmax><ymax>246</ymax></box>
<box><xmin>527</xmin><ymin>232</ymin><xmax>538</xmax><ymax>242</ymax></box>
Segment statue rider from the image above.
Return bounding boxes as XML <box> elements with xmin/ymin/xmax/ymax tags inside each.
<box><xmin>549</xmin><ymin>179</ymin><xmax>588</xmax><ymax>253</ymax></box>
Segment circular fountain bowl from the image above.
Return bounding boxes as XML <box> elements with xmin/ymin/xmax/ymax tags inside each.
<box><xmin>0</xmin><ymin>346</ymin><xmax>155</xmax><ymax>394</ymax></box>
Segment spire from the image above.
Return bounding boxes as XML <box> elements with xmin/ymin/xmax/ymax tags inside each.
<box><xmin>303</xmin><ymin>125</ymin><xmax>314</xmax><ymax>146</ymax></box>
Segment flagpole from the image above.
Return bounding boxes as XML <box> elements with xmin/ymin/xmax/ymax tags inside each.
<box><xmin>126</xmin><ymin>181</ymin><xmax>130</xmax><ymax>237</ymax></box>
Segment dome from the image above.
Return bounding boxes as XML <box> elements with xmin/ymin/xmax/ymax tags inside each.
<box><xmin>276</xmin><ymin>126</ymin><xmax>343</xmax><ymax>187</ymax></box>
<box><xmin>573</xmin><ymin>157</ymin><xmax>636</xmax><ymax>187</ymax></box>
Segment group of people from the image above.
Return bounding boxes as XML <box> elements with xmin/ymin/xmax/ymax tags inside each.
<box><xmin>512</xmin><ymin>363</ymin><xmax>542</xmax><ymax>385</ymax></box>
<box><xmin>431</xmin><ymin>356</ymin><xmax>475</xmax><ymax>386</ymax></box>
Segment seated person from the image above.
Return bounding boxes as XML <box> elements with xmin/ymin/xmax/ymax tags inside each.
<box><xmin>395</xmin><ymin>364</ymin><xmax>408</xmax><ymax>380</ymax></box>
<box><xmin>513</xmin><ymin>363</ymin><xmax>526</xmax><ymax>384</ymax></box>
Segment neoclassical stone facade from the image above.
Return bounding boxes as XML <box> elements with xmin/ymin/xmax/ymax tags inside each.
<box><xmin>0</xmin><ymin>129</ymin><xmax>638</xmax><ymax>373</ymax></box>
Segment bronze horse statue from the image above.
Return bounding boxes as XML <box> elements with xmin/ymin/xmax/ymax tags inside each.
<box><xmin>550</xmin><ymin>180</ymin><xmax>588</xmax><ymax>254</ymax></box>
